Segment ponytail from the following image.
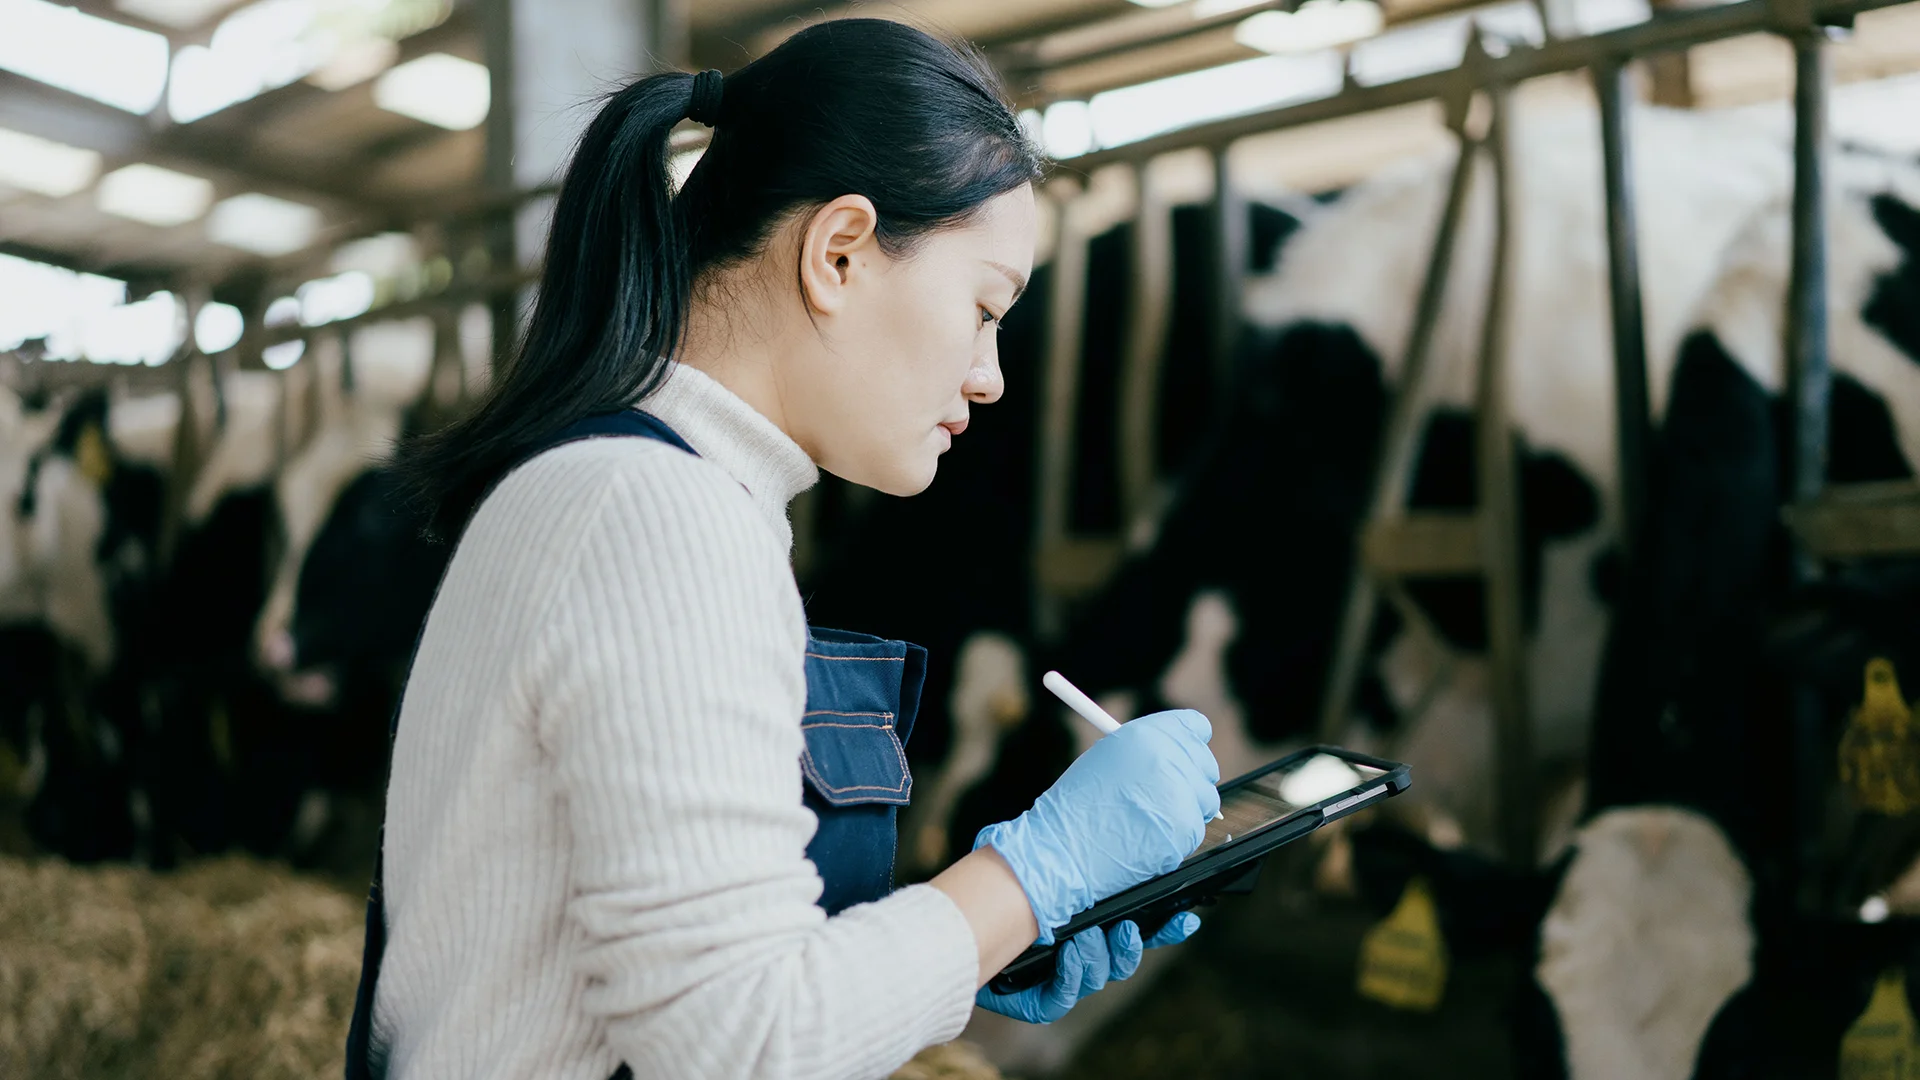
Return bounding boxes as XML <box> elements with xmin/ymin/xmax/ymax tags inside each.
<box><xmin>402</xmin><ymin>72</ymin><xmax>702</xmax><ymax>539</ymax></box>
<box><xmin>401</xmin><ymin>20</ymin><xmax>1042</xmax><ymax>539</ymax></box>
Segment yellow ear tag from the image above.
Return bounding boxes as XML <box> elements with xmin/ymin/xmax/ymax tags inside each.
<box><xmin>1839</xmin><ymin>968</ymin><xmax>1920</xmax><ymax>1080</ymax></box>
<box><xmin>1838</xmin><ymin>658</ymin><xmax>1920</xmax><ymax>816</ymax></box>
<box><xmin>75</xmin><ymin>423</ymin><xmax>113</xmax><ymax>487</ymax></box>
<box><xmin>1358</xmin><ymin>875</ymin><xmax>1448</xmax><ymax>1012</ymax></box>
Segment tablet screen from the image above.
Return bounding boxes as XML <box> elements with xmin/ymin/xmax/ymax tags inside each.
<box><xmin>1180</xmin><ymin>752</ymin><xmax>1389</xmax><ymax>865</ymax></box>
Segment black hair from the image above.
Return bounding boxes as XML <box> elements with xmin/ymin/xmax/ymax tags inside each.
<box><xmin>402</xmin><ymin>18</ymin><xmax>1043</xmax><ymax>539</ymax></box>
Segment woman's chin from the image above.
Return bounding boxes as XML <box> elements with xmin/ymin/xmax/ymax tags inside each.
<box><xmin>884</xmin><ymin>458</ymin><xmax>940</xmax><ymax>497</ymax></box>
<box><xmin>828</xmin><ymin>454</ymin><xmax>939</xmax><ymax>498</ymax></box>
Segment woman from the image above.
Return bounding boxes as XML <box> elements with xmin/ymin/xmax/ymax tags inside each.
<box><xmin>348</xmin><ymin>19</ymin><xmax>1222</xmax><ymax>1080</ymax></box>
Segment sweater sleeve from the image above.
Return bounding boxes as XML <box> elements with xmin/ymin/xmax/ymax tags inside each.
<box><xmin>526</xmin><ymin>450</ymin><xmax>979</xmax><ymax>1080</ymax></box>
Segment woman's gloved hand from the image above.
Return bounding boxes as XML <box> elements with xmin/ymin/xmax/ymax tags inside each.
<box><xmin>973</xmin><ymin>709</ymin><xmax>1220</xmax><ymax>943</ymax></box>
<box><xmin>975</xmin><ymin>914</ymin><xmax>1202</xmax><ymax>1024</ymax></box>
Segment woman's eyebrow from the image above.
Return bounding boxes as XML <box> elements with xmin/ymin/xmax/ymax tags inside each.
<box><xmin>985</xmin><ymin>260</ymin><xmax>1028</xmax><ymax>302</ymax></box>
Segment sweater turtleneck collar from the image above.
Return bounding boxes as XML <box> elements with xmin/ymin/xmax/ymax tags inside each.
<box><xmin>639</xmin><ymin>363</ymin><xmax>820</xmax><ymax>553</ymax></box>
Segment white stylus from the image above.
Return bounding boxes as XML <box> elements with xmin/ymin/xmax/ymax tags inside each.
<box><xmin>1041</xmin><ymin>670</ymin><xmax>1223</xmax><ymax>821</ymax></box>
<box><xmin>1042</xmin><ymin>670</ymin><xmax>1120</xmax><ymax>735</ymax></box>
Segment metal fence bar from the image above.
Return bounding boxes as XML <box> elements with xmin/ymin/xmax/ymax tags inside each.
<box><xmin>1784</xmin><ymin>23</ymin><xmax>1837</xmax><ymax>913</ymax></box>
<box><xmin>1033</xmin><ymin>180</ymin><xmax>1091</xmax><ymax>643</ymax></box>
<box><xmin>1594</xmin><ymin>60</ymin><xmax>1654</xmax><ymax>568</ymax></box>
<box><xmin>1786</xmin><ymin>40</ymin><xmax>1833</xmax><ymax>523</ymax></box>
<box><xmin>1209</xmin><ymin>145</ymin><xmax>1250</xmax><ymax>426</ymax></box>
<box><xmin>1119</xmin><ymin>162</ymin><xmax>1175</xmax><ymax>531</ymax></box>
<box><xmin>1473</xmin><ymin>81</ymin><xmax>1537</xmax><ymax>866</ymax></box>
<box><xmin>1062</xmin><ymin>0</ymin><xmax>1907</xmax><ymax>172</ymax></box>
<box><xmin>1316</xmin><ymin>107</ymin><xmax>1484</xmax><ymax>744</ymax></box>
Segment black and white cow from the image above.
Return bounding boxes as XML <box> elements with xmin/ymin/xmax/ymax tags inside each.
<box><xmin>170</xmin><ymin>325</ymin><xmax>446</xmax><ymax>864</ymax></box>
<box><xmin>1216</xmin><ymin>104</ymin><xmax>1920</xmax><ymax>1079</ymax></box>
<box><xmin>0</xmin><ymin>382</ymin><xmax>176</xmax><ymax>862</ymax></box>
<box><xmin>1353</xmin><ymin>321</ymin><xmax>1919</xmax><ymax>1079</ymax></box>
<box><xmin>795</xmin><ymin>101</ymin><xmax>1920</xmax><ymax>1071</ymax></box>
<box><xmin>1040</xmin><ymin>102</ymin><xmax>1920</xmax><ymax>855</ymax></box>
<box><xmin>0</xmin><ymin>323</ymin><xmax>454</xmax><ymax>869</ymax></box>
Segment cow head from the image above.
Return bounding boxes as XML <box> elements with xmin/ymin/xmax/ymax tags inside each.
<box><xmin>5</xmin><ymin>390</ymin><xmax>165</xmax><ymax>676</ymax></box>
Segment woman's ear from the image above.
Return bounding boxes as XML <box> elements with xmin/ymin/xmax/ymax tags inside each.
<box><xmin>798</xmin><ymin>194</ymin><xmax>880</xmax><ymax>316</ymax></box>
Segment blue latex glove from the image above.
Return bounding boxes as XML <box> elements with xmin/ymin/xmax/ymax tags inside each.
<box><xmin>974</xmin><ymin>709</ymin><xmax>1220</xmax><ymax>944</ymax></box>
<box><xmin>976</xmin><ymin>913</ymin><xmax>1202</xmax><ymax>1024</ymax></box>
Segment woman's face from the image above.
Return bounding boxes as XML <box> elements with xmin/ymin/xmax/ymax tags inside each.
<box><xmin>779</xmin><ymin>185</ymin><xmax>1038</xmax><ymax>496</ymax></box>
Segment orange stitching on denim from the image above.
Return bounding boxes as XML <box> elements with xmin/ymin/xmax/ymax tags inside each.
<box><xmin>800</xmin><ymin>753</ymin><xmax>910</xmax><ymax>797</ymax></box>
<box><xmin>799</xmin><ymin>721</ymin><xmax>912</xmax><ymax>799</ymax></box>
<box><xmin>804</xmin><ymin>653</ymin><xmax>902</xmax><ymax>661</ymax></box>
<box><xmin>803</xmin><ymin>710</ymin><xmax>894</xmax><ymax>721</ymax></box>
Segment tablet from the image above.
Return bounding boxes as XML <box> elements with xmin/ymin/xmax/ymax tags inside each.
<box><xmin>985</xmin><ymin>745</ymin><xmax>1410</xmax><ymax>995</ymax></box>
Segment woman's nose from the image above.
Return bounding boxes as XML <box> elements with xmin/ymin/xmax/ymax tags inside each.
<box><xmin>964</xmin><ymin>355</ymin><xmax>1004</xmax><ymax>404</ymax></box>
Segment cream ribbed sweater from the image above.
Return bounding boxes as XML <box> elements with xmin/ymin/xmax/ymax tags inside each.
<box><xmin>371</xmin><ymin>364</ymin><xmax>980</xmax><ymax>1080</ymax></box>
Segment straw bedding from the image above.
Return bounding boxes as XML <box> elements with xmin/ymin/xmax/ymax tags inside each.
<box><xmin>0</xmin><ymin>854</ymin><xmax>1002</xmax><ymax>1080</ymax></box>
<box><xmin>0</xmin><ymin>855</ymin><xmax>365</xmax><ymax>1079</ymax></box>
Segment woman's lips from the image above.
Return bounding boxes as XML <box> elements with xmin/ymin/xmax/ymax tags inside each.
<box><xmin>939</xmin><ymin>419</ymin><xmax>969</xmax><ymax>437</ymax></box>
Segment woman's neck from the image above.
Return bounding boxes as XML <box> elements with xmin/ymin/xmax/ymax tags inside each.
<box><xmin>677</xmin><ymin>284</ymin><xmax>819</xmax><ymax>463</ymax></box>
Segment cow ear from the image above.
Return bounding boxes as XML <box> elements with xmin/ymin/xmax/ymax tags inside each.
<box><xmin>76</xmin><ymin>423</ymin><xmax>113</xmax><ymax>487</ymax></box>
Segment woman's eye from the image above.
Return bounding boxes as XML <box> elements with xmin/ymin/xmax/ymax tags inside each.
<box><xmin>979</xmin><ymin>306</ymin><xmax>1000</xmax><ymax>327</ymax></box>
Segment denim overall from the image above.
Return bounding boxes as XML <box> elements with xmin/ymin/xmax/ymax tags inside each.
<box><xmin>345</xmin><ymin>409</ymin><xmax>927</xmax><ymax>1080</ymax></box>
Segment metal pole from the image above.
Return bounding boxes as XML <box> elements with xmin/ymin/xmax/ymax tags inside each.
<box><xmin>1786</xmin><ymin>39</ymin><xmax>1832</xmax><ymax>525</ymax></box>
<box><xmin>653</xmin><ymin>0</ymin><xmax>691</xmax><ymax>71</ymax></box>
<box><xmin>1119</xmin><ymin>161</ymin><xmax>1173</xmax><ymax>532</ymax></box>
<box><xmin>1208</xmin><ymin>145</ymin><xmax>1248</xmax><ymax>426</ymax></box>
<box><xmin>1059</xmin><ymin>0</ymin><xmax>1905</xmax><ymax>173</ymax></box>
<box><xmin>1594</xmin><ymin>59</ymin><xmax>1653</xmax><ymax>571</ymax></box>
<box><xmin>1785</xmin><ymin>27</ymin><xmax>1835</xmax><ymax>913</ymax></box>
<box><xmin>1316</xmin><ymin>115</ymin><xmax>1483</xmax><ymax>743</ymax></box>
<box><xmin>1474</xmin><ymin>83</ymin><xmax>1536</xmax><ymax>866</ymax></box>
<box><xmin>479</xmin><ymin>0</ymin><xmax>520</xmax><ymax>376</ymax></box>
<box><xmin>1033</xmin><ymin>181</ymin><xmax>1088</xmax><ymax>644</ymax></box>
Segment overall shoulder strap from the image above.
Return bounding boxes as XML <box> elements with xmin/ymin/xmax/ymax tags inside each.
<box><xmin>544</xmin><ymin>408</ymin><xmax>698</xmax><ymax>456</ymax></box>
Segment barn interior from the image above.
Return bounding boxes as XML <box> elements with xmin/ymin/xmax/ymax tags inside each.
<box><xmin>3</xmin><ymin>0</ymin><xmax>1920</xmax><ymax>1077</ymax></box>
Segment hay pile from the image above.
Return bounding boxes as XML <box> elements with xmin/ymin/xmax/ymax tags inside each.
<box><xmin>0</xmin><ymin>855</ymin><xmax>365</xmax><ymax>1080</ymax></box>
<box><xmin>0</xmin><ymin>854</ymin><xmax>1000</xmax><ymax>1080</ymax></box>
<box><xmin>895</xmin><ymin>1039</ymin><xmax>1006</xmax><ymax>1080</ymax></box>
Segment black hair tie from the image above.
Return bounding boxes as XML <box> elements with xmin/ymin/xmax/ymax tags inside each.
<box><xmin>687</xmin><ymin>69</ymin><xmax>724</xmax><ymax>127</ymax></box>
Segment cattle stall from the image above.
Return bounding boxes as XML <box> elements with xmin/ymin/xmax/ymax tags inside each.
<box><xmin>3</xmin><ymin>1</ymin><xmax>1920</xmax><ymax>1077</ymax></box>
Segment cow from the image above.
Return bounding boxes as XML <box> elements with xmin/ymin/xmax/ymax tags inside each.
<box><xmin>0</xmin><ymin>318</ymin><xmax>453</xmax><ymax>871</ymax></box>
<box><xmin>1032</xmin><ymin>102</ymin><xmax>1920</xmax><ymax>860</ymax></box>
<box><xmin>1243</xmin><ymin>106</ymin><xmax>1919</xmax><ymax>1080</ymax></box>
<box><xmin>795</xmin><ymin>99</ymin><xmax>1920</xmax><ymax>1073</ymax></box>
<box><xmin>158</xmin><ymin>321</ymin><xmax>445</xmax><ymax>868</ymax></box>
<box><xmin>0</xmin><ymin>384</ymin><xmax>175</xmax><ymax>862</ymax></box>
<box><xmin>1352</xmin><ymin>321</ymin><xmax>1918</xmax><ymax>1079</ymax></box>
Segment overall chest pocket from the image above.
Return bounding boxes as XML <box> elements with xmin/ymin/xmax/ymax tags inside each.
<box><xmin>799</xmin><ymin>710</ymin><xmax>912</xmax><ymax>806</ymax></box>
<box><xmin>799</xmin><ymin>630</ymin><xmax>926</xmax><ymax>914</ymax></box>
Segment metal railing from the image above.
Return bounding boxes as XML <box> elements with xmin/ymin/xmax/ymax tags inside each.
<box><xmin>1023</xmin><ymin>0</ymin><xmax>1916</xmax><ymax>883</ymax></box>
